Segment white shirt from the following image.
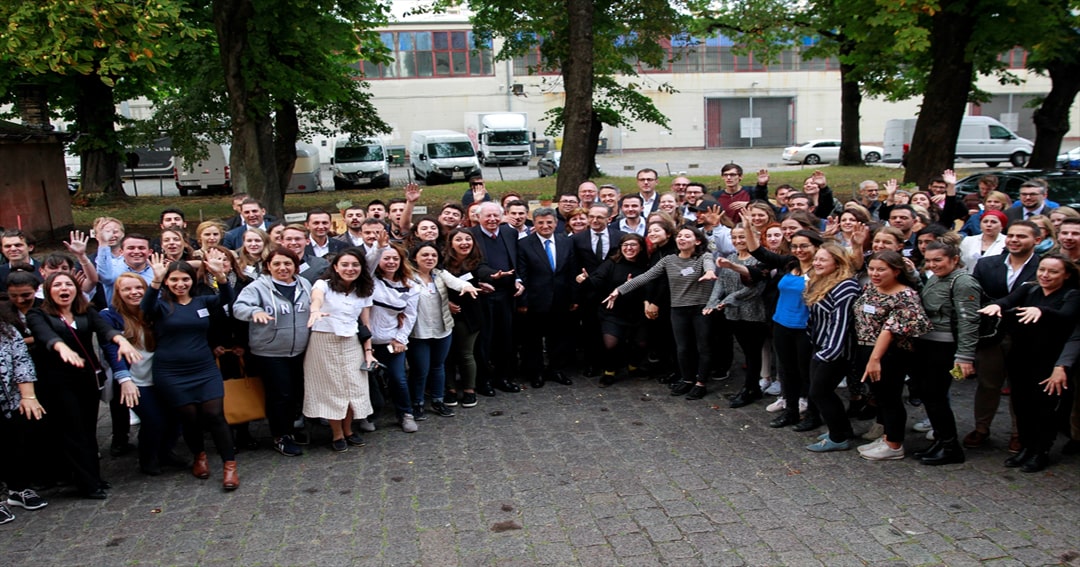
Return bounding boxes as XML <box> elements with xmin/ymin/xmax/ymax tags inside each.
<box><xmin>960</xmin><ymin>233</ymin><xmax>1006</xmax><ymax>274</ymax></box>
<box><xmin>618</xmin><ymin>218</ymin><xmax>646</xmax><ymax>236</ymax></box>
<box><xmin>1004</xmin><ymin>251</ymin><xmax>1036</xmax><ymax>290</ymax></box>
<box><xmin>592</xmin><ymin>230</ymin><xmax>610</xmax><ymax>258</ymax></box>
<box><xmin>311</xmin><ymin>239</ymin><xmax>330</xmax><ymax>258</ymax></box>
<box><xmin>310</xmin><ymin>279</ymin><xmax>372</xmax><ymax>337</ymax></box>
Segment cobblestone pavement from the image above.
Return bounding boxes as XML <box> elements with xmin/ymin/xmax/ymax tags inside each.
<box><xmin>2</xmin><ymin>371</ymin><xmax>1078</xmax><ymax>566</ymax></box>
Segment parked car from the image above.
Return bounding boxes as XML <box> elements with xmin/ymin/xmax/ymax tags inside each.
<box><xmin>1057</xmin><ymin>147</ymin><xmax>1080</xmax><ymax>170</ymax></box>
<box><xmin>781</xmin><ymin>140</ymin><xmax>883</xmax><ymax>165</ymax></box>
<box><xmin>955</xmin><ymin>169</ymin><xmax>1080</xmax><ymax>208</ymax></box>
<box><xmin>537</xmin><ymin>150</ymin><xmax>561</xmax><ymax>177</ymax></box>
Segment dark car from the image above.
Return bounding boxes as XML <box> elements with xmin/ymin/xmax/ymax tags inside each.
<box><xmin>537</xmin><ymin>150</ymin><xmax>561</xmax><ymax>178</ymax></box>
<box><xmin>955</xmin><ymin>169</ymin><xmax>1080</xmax><ymax>208</ymax></box>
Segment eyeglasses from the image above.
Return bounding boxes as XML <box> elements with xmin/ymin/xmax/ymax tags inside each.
<box><xmin>470</xmin><ymin>182</ymin><xmax>485</xmax><ymax>187</ymax></box>
<box><xmin>1019</xmin><ymin>192</ymin><xmax>1041</xmax><ymax>198</ymax></box>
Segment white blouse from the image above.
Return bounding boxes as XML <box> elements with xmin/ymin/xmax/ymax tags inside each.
<box><xmin>310</xmin><ymin>279</ymin><xmax>372</xmax><ymax>337</ymax></box>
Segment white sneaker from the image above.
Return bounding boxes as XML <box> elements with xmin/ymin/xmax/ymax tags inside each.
<box><xmin>798</xmin><ymin>397</ymin><xmax>809</xmax><ymax>414</ymax></box>
<box><xmin>838</xmin><ymin>378</ymin><xmax>848</xmax><ymax>388</ymax></box>
<box><xmin>861</xmin><ymin>422</ymin><xmax>885</xmax><ymax>440</ymax></box>
<box><xmin>857</xmin><ymin>436</ymin><xmax>886</xmax><ymax>454</ymax></box>
<box><xmin>401</xmin><ymin>414</ymin><xmax>418</xmax><ymax>433</ymax></box>
<box><xmin>860</xmin><ymin>442</ymin><xmax>905</xmax><ymax>461</ymax></box>
<box><xmin>925</xmin><ymin>429</ymin><xmax>935</xmax><ymax>441</ymax></box>
<box><xmin>358</xmin><ymin>418</ymin><xmax>376</xmax><ymax>433</ymax></box>
<box><xmin>129</xmin><ymin>409</ymin><xmax>141</xmax><ymax>426</ymax></box>
<box><xmin>766</xmin><ymin>398</ymin><xmax>787</xmax><ymax>413</ymax></box>
<box><xmin>913</xmin><ymin>417</ymin><xmax>932</xmax><ymax>432</ymax></box>
<box><xmin>765</xmin><ymin>381</ymin><xmax>782</xmax><ymax>396</ymax></box>
<box><xmin>759</xmin><ymin>378</ymin><xmax>771</xmax><ymax>392</ymax></box>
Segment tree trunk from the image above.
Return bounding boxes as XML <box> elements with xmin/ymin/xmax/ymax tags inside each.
<box><xmin>837</xmin><ymin>47</ymin><xmax>864</xmax><ymax>167</ymax></box>
<box><xmin>903</xmin><ymin>8</ymin><xmax>976</xmax><ymax>186</ymax></box>
<box><xmin>274</xmin><ymin>100</ymin><xmax>300</xmax><ymax>204</ymax></box>
<box><xmin>556</xmin><ymin>0</ymin><xmax>595</xmax><ymax>197</ymax></box>
<box><xmin>73</xmin><ymin>74</ymin><xmax>125</xmax><ymax>198</ymax></box>
<box><xmin>1028</xmin><ymin>58</ymin><xmax>1080</xmax><ymax>169</ymax></box>
<box><xmin>587</xmin><ymin>111</ymin><xmax>603</xmax><ymax>177</ymax></box>
<box><xmin>214</xmin><ymin>0</ymin><xmax>282</xmax><ymax>216</ymax></box>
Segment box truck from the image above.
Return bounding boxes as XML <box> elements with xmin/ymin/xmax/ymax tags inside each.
<box><xmin>463</xmin><ymin>112</ymin><xmax>530</xmax><ymax>166</ymax></box>
<box><xmin>409</xmin><ymin>130</ymin><xmax>482</xmax><ymax>185</ymax></box>
<box><xmin>330</xmin><ymin>136</ymin><xmax>390</xmax><ymax>189</ymax></box>
<box><xmin>883</xmin><ymin>116</ymin><xmax>1034</xmax><ymax>168</ymax></box>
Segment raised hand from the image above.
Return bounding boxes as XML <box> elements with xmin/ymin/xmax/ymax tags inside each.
<box><xmin>204</xmin><ymin>248</ymin><xmax>227</xmax><ymax>278</ymax></box>
<box><xmin>756</xmin><ymin>169</ymin><xmax>769</xmax><ymax>186</ymax></box>
<box><xmin>851</xmin><ymin>223</ymin><xmax>869</xmax><ymax>247</ymax></box>
<box><xmin>472</xmin><ymin>183</ymin><xmax>487</xmax><ymax>204</ymax></box>
<box><xmin>149</xmin><ymin>252</ymin><xmax>169</xmax><ymax>283</ymax></box>
<box><xmin>884</xmin><ymin>178</ymin><xmax>899</xmax><ymax>196</ymax></box>
<box><xmin>404</xmin><ymin>182</ymin><xmax>422</xmax><ymax>203</ymax></box>
<box><xmin>64</xmin><ymin>230</ymin><xmax>90</xmax><ymax>257</ymax></box>
<box><xmin>942</xmin><ymin>169</ymin><xmax>957</xmax><ymax>186</ymax></box>
<box><xmin>377</xmin><ymin>227</ymin><xmax>390</xmax><ymax>249</ymax></box>
<box><xmin>811</xmin><ymin>170</ymin><xmax>827</xmax><ymax>189</ymax></box>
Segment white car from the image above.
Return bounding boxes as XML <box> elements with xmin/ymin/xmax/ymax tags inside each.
<box><xmin>781</xmin><ymin>139</ymin><xmax>883</xmax><ymax>165</ymax></box>
<box><xmin>1058</xmin><ymin>146</ymin><xmax>1080</xmax><ymax>169</ymax></box>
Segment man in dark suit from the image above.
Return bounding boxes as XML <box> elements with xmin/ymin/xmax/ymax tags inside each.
<box><xmin>470</xmin><ymin>202</ymin><xmax>524</xmax><ymax>395</ymax></box>
<box><xmin>223</xmin><ymin>198</ymin><xmax>274</xmax><ymax>250</ymax></box>
<box><xmin>517</xmin><ymin>208</ymin><xmax>578</xmax><ymax>388</ymax></box>
<box><xmin>571</xmin><ymin>203</ymin><xmax>625</xmax><ymax>375</ymax></box>
<box><xmin>965</xmin><ymin>219</ymin><xmax>1041</xmax><ymax>450</ymax></box>
<box><xmin>304</xmin><ymin>208</ymin><xmax>349</xmax><ymax>259</ymax></box>
<box><xmin>281</xmin><ymin>225</ymin><xmax>330</xmax><ymax>284</ymax></box>
<box><xmin>0</xmin><ymin>229</ymin><xmax>41</xmax><ymax>292</ymax></box>
<box><xmin>1004</xmin><ymin>179</ymin><xmax>1057</xmax><ymax>224</ymax></box>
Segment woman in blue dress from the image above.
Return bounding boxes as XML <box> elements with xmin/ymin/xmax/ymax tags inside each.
<box><xmin>141</xmin><ymin>250</ymin><xmax>239</xmax><ymax>491</ymax></box>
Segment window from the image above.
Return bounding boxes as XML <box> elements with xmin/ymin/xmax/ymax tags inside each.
<box><xmin>356</xmin><ymin>30</ymin><xmax>494</xmax><ymax>80</ymax></box>
<box><xmin>998</xmin><ymin>48</ymin><xmax>1027</xmax><ymax>69</ymax></box>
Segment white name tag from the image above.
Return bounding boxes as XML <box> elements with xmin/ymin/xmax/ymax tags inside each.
<box><xmin>460</xmin><ymin>272</ymin><xmax>474</xmax><ymax>281</ymax></box>
<box><xmin>197</xmin><ymin>308</ymin><xmax>210</xmax><ymax>318</ymax></box>
<box><xmin>862</xmin><ymin>304</ymin><xmax>876</xmax><ymax>314</ymax></box>
<box><xmin>680</xmin><ymin>267</ymin><xmax>695</xmax><ymax>277</ymax></box>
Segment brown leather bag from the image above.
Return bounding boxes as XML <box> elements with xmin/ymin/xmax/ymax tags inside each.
<box><xmin>220</xmin><ymin>354</ymin><xmax>266</xmax><ymax>425</ymax></box>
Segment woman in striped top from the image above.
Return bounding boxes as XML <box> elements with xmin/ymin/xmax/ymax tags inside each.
<box><xmin>803</xmin><ymin>243</ymin><xmax>861</xmax><ymax>451</ymax></box>
<box><xmin>604</xmin><ymin>227</ymin><xmax>717</xmax><ymax>400</ymax></box>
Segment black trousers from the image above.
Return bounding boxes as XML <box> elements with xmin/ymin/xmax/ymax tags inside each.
<box><xmin>1009</xmin><ymin>362</ymin><xmax>1065</xmax><ymax>453</ymax></box>
<box><xmin>0</xmin><ymin>411</ymin><xmax>35</xmax><ymax>492</ymax></box>
<box><xmin>670</xmin><ymin>305</ymin><xmax>712</xmax><ymax>383</ymax></box>
<box><xmin>773</xmin><ymin>324</ymin><xmax>815</xmax><ymax>419</ymax></box>
<box><xmin>858</xmin><ymin>345</ymin><xmax>908</xmax><ymax>443</ymax></box>
<box><xmin>730</xmin><ymin>320</ymin><xmax>768</xmax><ymax>392</ymax></box>
<box><xmin>39</xmin><ymin>373</ymin><xmax>103</xmax><ymax>493</ymax></box>
<box><xmin>912</xmin><ymin>339</ymin><xmax>960</xmax><ymax>441</ymax></box>
<box><xmin>478</xmin><ymin>291</ymin><xmax>516</xmax><ymax>384</ymax></box>
<box><xmin>252</xmin><ymin>353</ymin><xmax>305</xmax><ymax>438</ymax></box>
<box><xmin>523</xmin><ymin>309</ymin><xmax>572</xmax><ymax>374</ymax></box>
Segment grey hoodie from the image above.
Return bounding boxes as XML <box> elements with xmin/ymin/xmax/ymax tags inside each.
<box><xmin>233</xmin><ymin>275</ymin><xmax>313</xmax><ymax>358</ymax></box>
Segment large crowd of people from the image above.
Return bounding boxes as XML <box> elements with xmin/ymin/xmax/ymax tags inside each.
<box><xmin>0</xmin><ymin>165</ymin><xmax>1078</xmax><ymax>525</ymax></box>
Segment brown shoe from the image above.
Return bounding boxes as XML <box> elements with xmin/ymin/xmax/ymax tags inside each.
<box><xmin>1008</xmin><ymin>435</ymin><xmax>1022</xmax><ymax>454</ymax></box>
<box><xmin>962</xmin><ymin>430</ymin><xmax>989</xmax><ymax>448</ymax></box>
<box><xmin>192</xmin><ymin>452</ymin><xmax>210</xmax><ymax>479</ymax></box>
<box><xmin>222</xmin><ymin>461</ymin><xmax>239</xmax><ymax>491</ymax></box>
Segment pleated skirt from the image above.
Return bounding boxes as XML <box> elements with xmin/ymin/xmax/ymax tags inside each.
<box><xmin>302</xmin><ymin>331</ymin><xmax>373</xmax><ymax>420</ymax></box>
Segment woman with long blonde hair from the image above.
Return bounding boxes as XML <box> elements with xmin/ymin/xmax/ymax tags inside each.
<box><xmin>802</xmin><ymin>243</ymin><xmax>862</xmax><ymax>451</ymax></box>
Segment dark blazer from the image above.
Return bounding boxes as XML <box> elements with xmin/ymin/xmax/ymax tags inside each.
<box><xmin>972</xmin><ymin>251</ymin><xmax>1039</xmax><ymax>300</ymax></box>
<box><xmin>0</xmin><ymin>260</ymin><xmax>42</xmax><ymax>293</ymax></box>
<box><xmin>305</xmin><ymin>238</ymin><xmax>350</xmax><ymax>259</ymax></box>
<box><xmin>1004</xmin><ymin>205</ymin><xmax>1054</xmax><ymax>225</ymax></box>
<box><xmin>223</xmin><ymin>221</ymin><xmax>273</xmax><ymax>251</ymax></box>
<box><xmin>225</xmin><ymin>213</ymin><xmax>277</xmax><ymax>231</ymax></box>
<box><xmin>517</xmin><ymin>233</ymin><xmax>578</xmax><ymax>312</ymax></box>
<box><xmin>470</xmin><ymin>225</ymin><xmax>518</xmax><ymax>292</ymax></box>
<box><xmin>26</xmin><ymin>307</ymin><xmax>123</xmax><ymax>380</ymax></box>
<box><xmin>572</xmin><ymin>226</ymin><xmax>625</xmax><ymax>274</ymax></box>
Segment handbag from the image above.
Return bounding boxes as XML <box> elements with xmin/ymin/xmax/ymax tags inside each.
<box><xmin>219</xmin><ymin>353</ymin><xmax>266</xmax><ymax>425</ymax></box>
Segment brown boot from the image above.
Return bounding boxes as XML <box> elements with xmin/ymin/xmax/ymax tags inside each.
<box><xmin>223</xmin><ymin>461</ymin><xmax>239</xmax><ymax>491</ymax></box>
<box><xmin>192</xmin><ymin>452</ymin><xmax>210</xmax><ymax>479</ymax></box>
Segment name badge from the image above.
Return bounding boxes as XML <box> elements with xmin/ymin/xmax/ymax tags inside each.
<box><xmin>861</xmin><ymin>304</ymin><xmax>877</xmax><ymax>314</ymax></box>
<box><xmin>460</xmin><ymin>272</ymin><xmax>474</xmax><ymax>281</ymax></box>
<box><xmin>197</xmin><ymin>308</ymin><xmax>210</xmax><ymax>318</ymax></box>
<box><xmin>679</xmin><ymin>267</ymin><xmax>695</xmax><ymax>277</ymax></box>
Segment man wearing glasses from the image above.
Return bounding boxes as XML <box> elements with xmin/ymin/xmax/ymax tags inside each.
<box><xmin>856</xmin><ymin>180</ymin><xmax>883</xmax><ymax>220</ymax></box>
<box><xmin>711</xmin><ymin>163</ymin><xmax>770</xmax><ymax>219</ymax></box>
<box><xmin>635</xmin><ymin>169</ymin><xmax>661</xmax><ymax>216</ymax></box>
<box><xmin>670</xmin><ymin>176</ymin><xmax>690</xmax><ymax>204</ymax></box>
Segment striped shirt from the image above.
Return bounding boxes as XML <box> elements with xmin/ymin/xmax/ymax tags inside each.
<box><xmin>807</xmin><ymin>278</ymin><xmax>861</xmax><ymax>362</ymax></box>
<box><xmin>617</xmin><ymin>254</ymin><xmax>714</xmax><ymax>308</ymax></box>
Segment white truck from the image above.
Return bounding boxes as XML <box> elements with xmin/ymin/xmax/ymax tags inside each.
<box><xmin>882</xmin><ymin>116</ymin><xmax>1034</xmax><ymax>168</ymax></box>
<box><xmin>330</xmin><ymin>136</ymin><xmax>390</xmax><ymax>189</ymax></box>
<box><xmin>463</xmin><ymin>112</ymin><xmax>531</xmax><ymax>166</ymax></box>
<box><xmin>410</xmin><ymin>130</ymin><xmax>482</xmax><ymax>185</ymax></box>
<box><xmin>174</xmin><ymin>141</ymin><xmax>231</xmax><ymax>196</ymax></box>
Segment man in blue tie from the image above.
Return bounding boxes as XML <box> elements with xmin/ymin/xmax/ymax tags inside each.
<box><xmin>516</xmin><ymin>208</ymin><xmax>579</xmax><ymax>389</ymax></box>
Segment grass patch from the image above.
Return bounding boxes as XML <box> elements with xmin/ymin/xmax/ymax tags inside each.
<box><xmin>72</xmin><ymin>166</ymin><xmax>889</xmax><ymax>226</ymax></box>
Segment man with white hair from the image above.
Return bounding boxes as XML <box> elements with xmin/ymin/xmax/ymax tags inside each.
<box><xmin>856</xmin><ymin>180</ymin><xmax>883</xmax><ymax>220</ymax></box>
<box><xmin>470</xmin><ymin>202</ymin><xmax>524</xmax><ymax>396</ymax></box>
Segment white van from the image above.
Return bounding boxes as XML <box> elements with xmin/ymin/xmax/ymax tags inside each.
<box><xmin>409</xmin><ymin>130</ymin><xmax>481</xmax><ymax>185</ymax></box>
<box><xmin>174</xmin><ymin>141</ymin><xmax>230</xmax><ymax>196</ymax></box>
<box><xmin>331</xmin><ymin>137</ymin><xmax>390</xmax><ymax>189</ymax></box>
<box><xmin>287</xmin><ymin>143</ymin><xmax>323</xmax><ymax>194</ymax></box>
<box><xmin>883</xmin><ymin>116</ymin><xmax>1034</xmax><ymax>167</ymax></box>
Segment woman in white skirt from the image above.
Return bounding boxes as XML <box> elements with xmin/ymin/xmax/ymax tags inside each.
<box><xmin>304</xmin><ymin>248</ymin><xmax>376</xmax><ymax>453</ymax></box>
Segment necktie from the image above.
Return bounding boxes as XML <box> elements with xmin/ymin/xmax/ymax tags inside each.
<box><xmin>594</xmin><ymin>233</ymin><xmax>604</xmax><ymax>260</ymax></box>
<box><xmin>544</xmin><ymin>239</ymin><xmax>556</xmax><ymax>271</ymax></box>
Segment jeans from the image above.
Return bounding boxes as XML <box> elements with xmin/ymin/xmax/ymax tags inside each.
<box><xmin>130</xmin><ymin>384</ymin><xmax>180</xmax><ymax>469</ymax></box>
<box><xmin>773</xmin><ymin>324</ymin><xmax>814</xmax><ymax>419</ymax></box>
<box><xmin>670</xmin><ymin>305</ymin><xmax>712</xmax><ymax>383</ymax></box>
<box><xmin>374</xmin><ymin>346</ymin><xmax>409</xmax><ymax>417</ymax></box>
<box><xmin>251</xmin><ymin>353</ymin><xmax>305</xmax><ymax>438</ymax></box>
<box><xmin>809</xmin><ymin>357</ymin><xmax>853</xmax><ymax>442</ymax></box>
<box><xmin>912</xmin><ymin>339</ymin><xmax>960</xmax><ymax>441</ymax></box>
<box><xmin>407</xmin><ymin>335</ymin><xmax>453</xmax><ymax>405</ymax></box>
